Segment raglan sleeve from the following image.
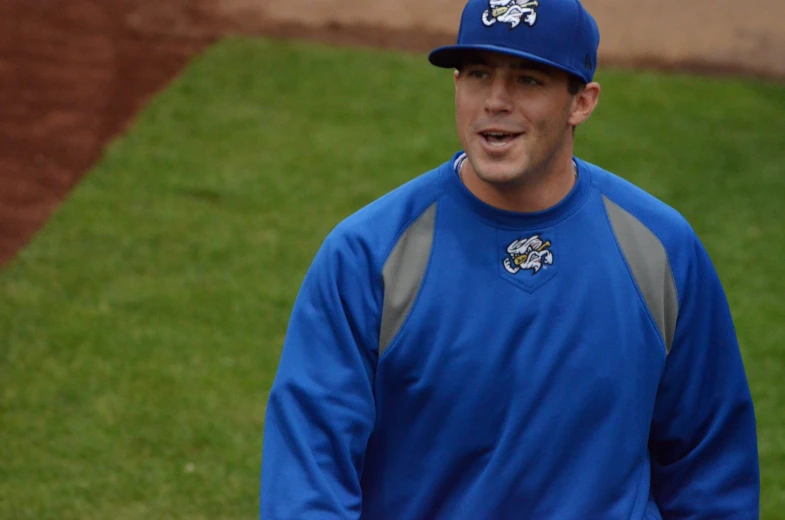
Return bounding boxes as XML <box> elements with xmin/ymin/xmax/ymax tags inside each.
<box><xmin>649</xmin><ymin>231</ymin><xmax>760</xmax><ymax>519</ymax></box>
<box><xmin>260</xmin><ymin>230</ymin><xmax>380</xmax><ymax>519</ymax></box>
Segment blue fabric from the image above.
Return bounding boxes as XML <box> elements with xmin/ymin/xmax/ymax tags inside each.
<box><xmin>429</xmin><ymin>0</ymin><xmax>600</xmax><ymax>83</ymax></box>
<box><xmin>260</xmin><ymin>153</ymin><xmax>759</xmax><ymax>519</ymax></box>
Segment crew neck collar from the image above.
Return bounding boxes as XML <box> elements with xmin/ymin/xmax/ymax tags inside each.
<box><xmin>442</xmin><ymin>151</ymin><xmax>591</xmax><ymax>229</ymax></box>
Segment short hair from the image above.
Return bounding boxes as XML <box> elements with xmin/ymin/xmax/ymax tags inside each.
<box><xmin>567</xmin><ymin>74</ymin><xmax>586</xmax><ymax>96</ymax></box>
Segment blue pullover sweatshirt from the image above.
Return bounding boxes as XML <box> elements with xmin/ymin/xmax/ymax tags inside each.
<box><xmin>260</xmin><ymin>153</ymin><xmax>759</xmax><ymax>519</ymax></box>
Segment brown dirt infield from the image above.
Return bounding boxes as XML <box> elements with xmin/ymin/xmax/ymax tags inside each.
<box><xmin>1</xmin><ymin>0</ymin><xmax>784</xmax><ymax>267</ymax></box>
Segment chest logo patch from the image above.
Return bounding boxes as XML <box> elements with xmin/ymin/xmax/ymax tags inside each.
<box><xmin>503</xmin><ymin>235</ymin><xmax>553</xmax><ymax>275</ymax></box>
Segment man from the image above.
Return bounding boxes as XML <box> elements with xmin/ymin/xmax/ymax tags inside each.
<box><xmin>260</xmin><ymin>0</ymin><xmax>760</xmax><ymax>517</ymax></box>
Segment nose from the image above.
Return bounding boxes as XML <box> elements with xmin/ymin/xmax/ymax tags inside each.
<box><xmin>485</xmin><ymin>75</ymin><xmax>513</xmax><ymax>114</ymax></box>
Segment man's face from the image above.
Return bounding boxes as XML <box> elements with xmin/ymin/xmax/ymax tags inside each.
<box><xmin>454</xmin><ymin>52</ymin><xmax>580</xmax><ymax>187</ymax></box>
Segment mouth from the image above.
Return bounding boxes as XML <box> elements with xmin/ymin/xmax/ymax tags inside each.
<box><xmin>478</xmin><ymin>130</ymin><xmax>523</xmax><ymax>149</ymax></box>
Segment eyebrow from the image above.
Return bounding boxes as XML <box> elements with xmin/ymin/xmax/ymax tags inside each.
<box><xmin>460</xmin><ymin>55</ymin><xmax>554</xmax><ymax>76</ymax></box>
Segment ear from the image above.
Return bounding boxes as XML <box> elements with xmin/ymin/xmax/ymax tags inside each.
<box><xmin>568</xmin><ymin>82</ymin><xmax>600</xmax><ymax>127</ymax></box>
<box><xmin>453</xmin><ymin>68</ymin><xmax>460</xmax><ymax>86</ymax></box>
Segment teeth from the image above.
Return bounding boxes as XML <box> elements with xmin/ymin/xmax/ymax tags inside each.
<box><xmin>483</xmin><ymin>132</ymin><xmax>518</xmax><ymax>147</ymax></box>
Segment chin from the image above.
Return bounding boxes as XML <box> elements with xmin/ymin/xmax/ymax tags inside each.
<box><xmin>474</xmin><ymin>161</ymin><xmax>527</xmax><ymax>186</ymax></box>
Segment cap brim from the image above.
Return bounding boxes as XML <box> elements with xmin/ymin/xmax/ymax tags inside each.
<box><xmin>429</xmin><ymin>44</ymin><xmax>582</xmax><ymax>81</ymax></box>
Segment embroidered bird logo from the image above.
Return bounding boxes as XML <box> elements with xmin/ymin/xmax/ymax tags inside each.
<box><xmin>482</xmin><ymin>0</ymin><xmax>540</xmax><ymax>29</ymax></box>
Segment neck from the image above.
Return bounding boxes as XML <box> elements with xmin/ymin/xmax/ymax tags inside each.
<box><xmin>460</xmin><ymin>152</ymin><xmax>577</xmax><ymax>213</ymax></box>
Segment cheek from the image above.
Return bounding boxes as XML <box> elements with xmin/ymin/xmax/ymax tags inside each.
<box><xmin>455</xmin><ymin>102</ymin><xmax>476</xmax><ymax>142</ymax></box>
<box><xmin>455</xmin><ymin>96</ymin><xmax>469</xmax><ymax>122</ymax></box>
<box><xmin>456</xmin><ymin>89</ymin><xmax>483</xmax><ymax>123</ymax></box>
<box><xmin>530</xmin><ymin>104</ymin><xmax>567</xmax><ymax>138</ymax></box>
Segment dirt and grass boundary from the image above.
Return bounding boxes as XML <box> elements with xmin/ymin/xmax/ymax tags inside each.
<box><xmin>1</xmin><ymin>0</ymin><xmax>783</xmax><ymax>266</ymax></box>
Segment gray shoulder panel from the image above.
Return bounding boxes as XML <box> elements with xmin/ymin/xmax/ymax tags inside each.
<box><xmin>379</xmin><ymin>202</ymin><xmax>437</xmax><ymax>358</ymax></box>
<box><xmin>603</xmin><ymin>196</ymin><xmax>678</xmax><ymax>354</ymax></box>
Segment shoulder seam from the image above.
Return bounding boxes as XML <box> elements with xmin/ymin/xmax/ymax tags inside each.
<box><xmin>593</xmin><ymin>177</ymin><xmax>684</xmax><ymax>307</ymax></box>
<box><xmin>380</xmin><ymin>190</ymin><xmax>445</xmax><ymax>268</ymax></box>
<box><xmin>600</xmin><ymin>191</ymin><xmax>678</xmax><ymax>355</ymax></box>
<box><xmin>378</xmin><ymin>197</ymin><xmax>441</xmax><ymax>360</ymax></box>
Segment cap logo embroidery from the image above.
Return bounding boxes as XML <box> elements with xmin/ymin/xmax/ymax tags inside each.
<box><xmin>584</xmin><ymin>54</ymin><xmax>593</xmax><ymax>70</ymax></box>
<box><xmin>482</xmin><ymin>0</ymin><xmax>540</xmax><ymax>29</ymax></box>
<box><xmin>502</xmin><ymin>235</ymin><xmax>553</xmax><ymax>275</ymax></box>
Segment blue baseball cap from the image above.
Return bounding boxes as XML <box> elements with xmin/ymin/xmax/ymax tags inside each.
<box><xmin>429</xmin><ymin>0</ymin><xmax>600</xmax><ymax>84</ymax></box>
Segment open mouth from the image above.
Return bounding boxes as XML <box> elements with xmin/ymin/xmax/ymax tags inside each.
<box><xmin>480</xmin><ymin>131</ymin><xmax>522</xmax><ymax>148</ymax></box>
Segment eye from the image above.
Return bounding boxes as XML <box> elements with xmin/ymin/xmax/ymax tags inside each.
<box><xmin>468</xmin><ymin>69</ymin><xmax>489</xmax><ymax>79</ymax></box>
<box><xmin>518</xmin><ymin>75</ymin><xmax>542</xmax><ymax>85</ymax></box>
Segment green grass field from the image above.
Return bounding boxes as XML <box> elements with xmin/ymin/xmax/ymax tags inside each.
<box><xmin>1</xmin><ymin>36</ymin><xmax>783</xmax><ymax>518</ymax></box>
